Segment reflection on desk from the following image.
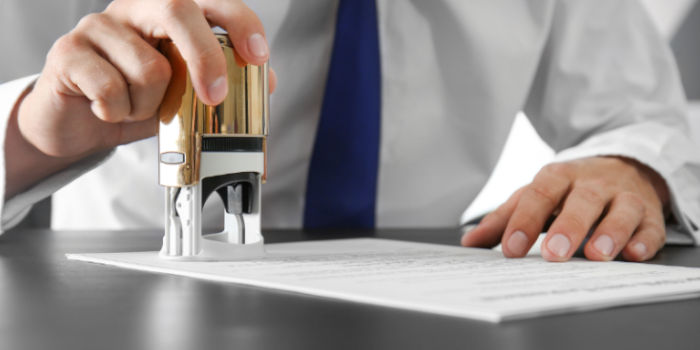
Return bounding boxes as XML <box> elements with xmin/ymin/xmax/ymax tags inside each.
<box><xmin>1</xmin><ymin>228</ymin><xmax>700</xmax><ymax>350</ymax></box>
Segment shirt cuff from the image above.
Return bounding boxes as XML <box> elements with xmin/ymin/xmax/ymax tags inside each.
<box><xmin>551</xmin><ymin>121</ymin><xmax>700</xmax><ymax>245</ymax></box>
<box><xmin>0</xmin><ymin>75</ymin><xmax>38</xmax><ymax>232</ymax></box>
<box><xmin>2</xmin><ymin>150</ymin><xmax>113</xmax><ymax>231</ymax></box>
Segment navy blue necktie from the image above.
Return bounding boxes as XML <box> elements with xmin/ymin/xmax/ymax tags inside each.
<box><xmin>303</xmin><ymin>0</ymin><xmax>381</xmax><ymax>229</ymax></box>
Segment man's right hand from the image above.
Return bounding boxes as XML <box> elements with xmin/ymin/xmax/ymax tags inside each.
<box><xmin>6</xmin><ymin>0</ymin><xmax>272</xmax><ymax>198</ymax></box>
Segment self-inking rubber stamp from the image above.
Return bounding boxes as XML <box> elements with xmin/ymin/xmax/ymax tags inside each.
<box><xmin>157</xmin><ymin>33</ymin><xmax>269</xmax><ymax>260</ymax></box>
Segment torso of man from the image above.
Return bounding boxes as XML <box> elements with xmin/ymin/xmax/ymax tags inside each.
<box><xmin>2</xmin><ymin>1</ymin><xmax>674</xmax><ymax>230</ymax></box>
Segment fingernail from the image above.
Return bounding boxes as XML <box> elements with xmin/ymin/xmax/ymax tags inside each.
<box><xmin>248</xmin><ymin>33</ymin><xmax>269</xmax><ymax>59</ymax></box>
<box><xmin>632</xmin><ymin>242</ymin><xmax>648</xmax><ymax>259</ymax></box>
<box><xmin>593</xmin><ymin>235</ymin><xmax>614</xmax><ymax>257</ymax></box>
<box><xmin>546</xmin><ymin>233</ymin><xmax>571</xmax><ymax>258</ymax></box>
<box><xmin>506</xmin><ymin>230</ymin><xmax>529</xmax><ymax>256</ymax></box>
<box><xmin>208</xmin><ymin>76</ymin><xmax>228</xmax><ymax>103</ymax></box>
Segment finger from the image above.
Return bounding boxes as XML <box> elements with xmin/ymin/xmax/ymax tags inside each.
<box><xmin>76</xmin><ymin>13</ymin><xmax>171</xmax><ymax>122</ymax></box>
<box><xmin>269</xmin><ymin>67</ymin><xmax>277</xmax><ymax>93</ymax></box>
<box><xmin>622</xmin><ymin>211</ymin><xmax>666</xmax><ymax>261</ymax></box>
<box><xmin>501</xmin><ymin>164</ymin><xmax>571</xmax><ymax>258</ymax></box>
<box><xmin>461</xmin><ymin>187</ymin><xmax>525</xmax><ymax>248</ymax></box>
<box><xmin>107</xmin><ymin>0</ymin><xmax>228</xmax><ymax>105</ymax></box>
<box><xmin>583</xmin><ymin>192</ymin><xmax>645</xmax><ymax>261</ymax></box>
<box><xmin>119</xmin><ymin>117</ymin><xmax>159</xmax><ymax>145</ymax></box>
<box><xmin>49</xmin><ymin>35</ymin><xmax>130</xmax><ymax>123</ymax></box>
<box><xmin>195</xmin><ymin>0</ymin><xmax>270</xmax><ymax>65</ymax></box>
<box><xmin>542</xmin><ymin>184</ymin><xmax>611</xmax><ymax>262</ymax></box>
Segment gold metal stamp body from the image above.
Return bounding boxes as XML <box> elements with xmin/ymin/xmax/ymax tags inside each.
<box><xmin>157</xmin><ymin>34</ymin><xmax>269</xmax><ymax>187</ymax></box>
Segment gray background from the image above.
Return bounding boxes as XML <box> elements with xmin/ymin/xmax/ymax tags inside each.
<box><xmin>673</xmin><ymin>1</ymin><xmax>700</xmax><ymax>100</ymax></box>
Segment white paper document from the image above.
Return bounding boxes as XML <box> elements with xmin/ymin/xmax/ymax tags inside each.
<box><xmin>67</xmin><ymin>238</ymin><xmax>700</xmax><ymax>322</ymax></box>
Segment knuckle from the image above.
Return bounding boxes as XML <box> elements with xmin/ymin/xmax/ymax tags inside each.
<box><xmin>46</xmin><ymin>36</ymin><xmax>85</xmax><ymax>79</ymax></box>
<box><xmin>95</xmin><ymin>78</ymin><xmax>127</xmax><ymax>103</ymax></box>
<box><xmin>76</xmin><ymin>13</ymin><xmax>111</xmax><ymax>31</ymax></box>
<box><xmin>617</xmin><ymin>159</ymin><xmax>639</xmax><ymax>176</ymax></box>
<box><xmin>191</xmin><ymin>44</ymin><xmax>223</xmax><ymax>71</ymax></box>
<box><xmin>557</xmin><ymin>213</ymin><xmax>588</xmax><ymax>233</ymax></box>
<box><xmin>580</xmin><ymin>177</ymin><xmax>615</xmax><ymax>191</ymax></box>
<box><xmin>48</xmin><ymin>34</ymin><xmax>82</xmax><ymax>61</ymax></box>
<box><xmin>617</xmin><ymin>192</ymin><xmax>645</xmax><ymax>212</ymax></box>
<box><xmin>645</xmin><ymin>220</ymin><xmax>665</xmax><ymax>234</ymax></box>
<box><xmin>600</xmin><ymin>217</ymin><xmax>635</xmax><ymax>240</ymax></box>
<box><xmin>138</xmin><ymin>54</ymin><xmax>172</xmax><ymax>86</ymax></box>
<box><xmin>161</xmin><ymin>0</ymin><xmax>195</xmax><ymax>22</ymax></box>
<box><xmin>572</xmin><ymin>185</ymin><xmax>606</xmax><ymax>205</ymax></box>
<box><xmin>542</xmin><ymin>162</ymin><xmax>573</xmax><ymax>177</ymax></box>
<box><xmin>104</xmin><ymin>0</ymin><xmax>127</xmax><ymax>13</ymax></box>
<box><xmin>526</xmin><ymin>184</ymin><xmax>561</xmax><ymax>208</ymax></box>
<box><xmin>95</xmin><ymin>102</ymin><xmax>124</xmax><ymax>123</ymax></box>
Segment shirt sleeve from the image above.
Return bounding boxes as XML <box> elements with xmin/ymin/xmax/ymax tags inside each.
<box><xmin>0</xmin><ymin>75</ymin><xmax>111</xmax><ymax>234</ymax></box>
<box><xmin>524</xmin><ymin>0</ymin><xmax>700</xmax><ymax>244</ymax></box>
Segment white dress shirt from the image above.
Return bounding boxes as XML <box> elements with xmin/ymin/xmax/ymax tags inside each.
<box><xmin>2</xmin><ymin>1</ymin><xmax>700</xmax><ymax>243</ymax></box>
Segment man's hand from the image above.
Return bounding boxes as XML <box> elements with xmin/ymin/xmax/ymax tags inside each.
<box><xmin>6</xmin><ymin>0</ymin><xmax>276</xmax><ymax>198</ymax></box>
<box><xmin>461</xmin><ymin>156</ymin><xmax>670</xmax><ymax>262</ymax></box>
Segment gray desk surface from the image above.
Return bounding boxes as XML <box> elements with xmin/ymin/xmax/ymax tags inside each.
<box><xmin>1</xmin><ymin>228</ymin><xmax>700</xmax><ymax>350</ymax></box>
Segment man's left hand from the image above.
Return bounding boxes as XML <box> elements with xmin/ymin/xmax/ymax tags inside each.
<box><xmin>461</xmin><ymin>156</ymin><xmax>670</xmax><ymax>262</ymax></box>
